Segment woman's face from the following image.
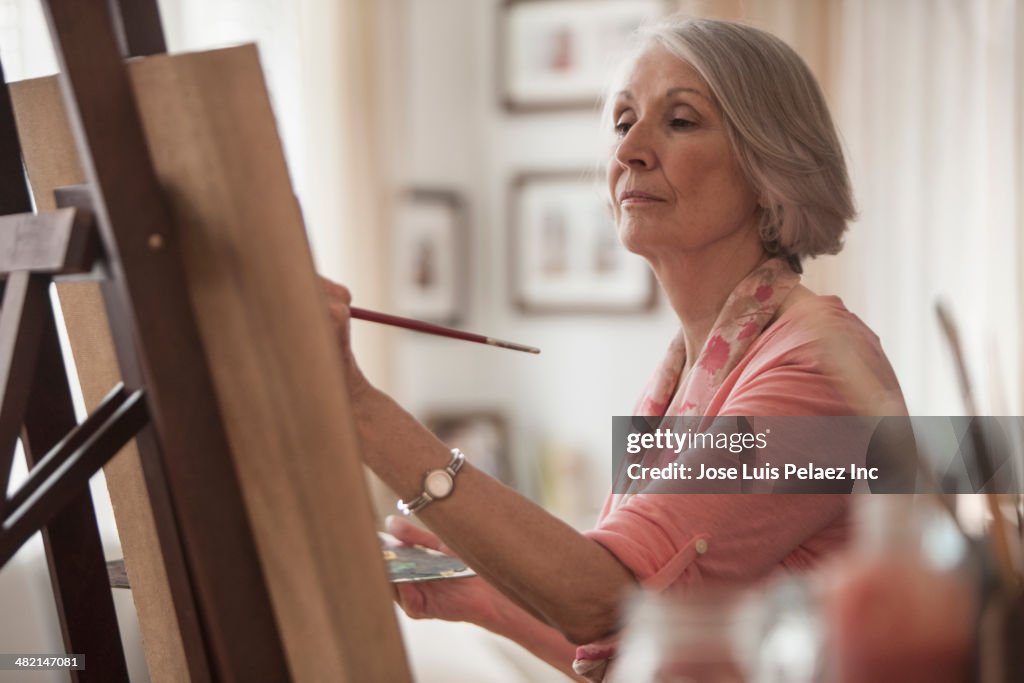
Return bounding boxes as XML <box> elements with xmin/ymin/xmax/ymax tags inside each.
<box><xmin>607</xmin><ymin>45</ymin><xmax>761</xmax><ymax>260</ymax></box>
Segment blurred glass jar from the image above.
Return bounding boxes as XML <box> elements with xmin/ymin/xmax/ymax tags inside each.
<box><xmin>821</xmin><ymin>495</ymin><xmax>976</xmax><ymax>683</ymax></box>
<box><xmin>609</xmin><ymin>497</ymin><xmax>974</xmax><ymax>683</ymax></box>
<box><xmin>610</xmin><ymin>588</ymin><xmax>755</xmax><ymax>683</ymax></box>
<box><xmin>610</xmin><ymin>582</ymin><xmax>824</xmax><ymax>683</ymax></box>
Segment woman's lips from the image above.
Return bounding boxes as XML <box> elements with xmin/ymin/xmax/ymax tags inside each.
<box><xmin>619</xmin><ymin>190</ymin><xmax>665</xmax><ymax>205</ymax></box>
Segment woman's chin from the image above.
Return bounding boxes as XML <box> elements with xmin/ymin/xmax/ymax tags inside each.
<box><xmin>617</xmin><ymin>225</ymin><xmax>647</xmax><ymax>254</ymax></box>
<box><xmin>617</xmin><ymin>228</ymin><xmax>661</xmax><ymax>260</ymax></box>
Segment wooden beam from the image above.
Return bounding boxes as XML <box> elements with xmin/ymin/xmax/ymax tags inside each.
<box><xmin>9</xmin><ymin>383</ymin><xmax>128</xmax><ymax>514</ymax></box>
<box><xmin>21</xmin><ymin>310</ymin><xmax>130</xmax><ymax>683</ymax></box>
<box><xmin>0</xmin><ymin>59</ymin><xmax>31</xmax><ymax>217</ymax></box>
<box><xmin>0</xmin><ymin>271</ymin><xmax>49</xmax><ymax>499</ymax></box>
<box><xmin>2</xmin><ymin>46</ymin><xmax>128</xmax><ymax>683</ymax></box>
<box><xmin>0</xmin><ymin>389</ymin><xmax>147</xmax><ymax>566</ymax></box>
<box><xmin>0</xmin><ymin>207</ymin><xmax>99</xmax><ymax>276</ymax></box>
<box><xmin>105</xmin><ymin>0</ymin><xmax>167</xmax><ymax>58</ymax></box>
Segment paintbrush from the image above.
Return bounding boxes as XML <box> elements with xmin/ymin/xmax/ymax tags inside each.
<box><xmin>351</xmin><ymin>307</ymin><xmax>540</xmax><ymax>354</ymax></box>
<box><xmin>936</xmin><ymin>301</ymin><xmax>1019</xmax><ymax>589</ymax></box>
<box><xmin>985</xmin><ymin>338</ymin><xmax>1024</xmax><ymax>547</ymax></box>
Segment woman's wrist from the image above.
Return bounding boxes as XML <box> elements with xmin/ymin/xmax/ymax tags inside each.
<box><xmin>472</xmin><ymin>582</ymin><xmax>511</xmax><ymax>632</ymax></box>
<box><xmin>343</xmin><ymin>360</ymin><xmax>376</xmax><ymax>404</ymax></box>
<box><xmin>480</xmin><ymin>587</ymin><xmax>581</xmax><ymax>676</ymax></box>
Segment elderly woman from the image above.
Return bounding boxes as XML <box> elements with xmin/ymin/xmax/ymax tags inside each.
<box><xmin>324</xmin><ymin>16</ymin><xmax>906</xmax><ymax>681</ymax></box>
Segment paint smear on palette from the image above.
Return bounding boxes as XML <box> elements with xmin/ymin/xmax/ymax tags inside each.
<box><xmin>380</xmin><ymin>533</ymin><xmax>476</xmax><ymax>583</ymax></box>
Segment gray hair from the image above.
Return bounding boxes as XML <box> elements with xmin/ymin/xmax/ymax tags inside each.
<box><xmin>610</xmin><ymin>17</ymin><xmax>855</xmax><ymax>268</ymax></box>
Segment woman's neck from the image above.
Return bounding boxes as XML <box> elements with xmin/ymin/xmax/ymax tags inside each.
<box><xmin>648</xmin><ymin>237</ymin><xmax>770</xmax><ymax>369</ymax></box>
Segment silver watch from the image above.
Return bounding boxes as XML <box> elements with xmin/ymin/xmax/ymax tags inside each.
<box><xmin>397</xmin><ymin>448</ymin><xmax>466</xmax><ymax>516</ymax></box>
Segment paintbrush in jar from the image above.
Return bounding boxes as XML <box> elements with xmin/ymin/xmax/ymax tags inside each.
<box><xmin>936</xmin><ymin>301</ymin><xmax>1019</xmax><ymax>589</ymax></box>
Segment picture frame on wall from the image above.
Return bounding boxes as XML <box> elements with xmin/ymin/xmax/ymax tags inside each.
<box><xmin>509</xmin><ymin>171</ymin><xmax>657</xmax><ymax>314</ymax></box>
<box><xmin>499</xmin><ymin>0</ymin><xmax>669</xmax><ymax>112</ymax></box>
<box><xmin>425</xmin><ymin>411</ymin><xmax>513</xmax><ymax>486</ymax></box>
<box><xmin>392</xmin><ymin>189</ymin><xmax>466</xmax><ymax>325</ymax></box>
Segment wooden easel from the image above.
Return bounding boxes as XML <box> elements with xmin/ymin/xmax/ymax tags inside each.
<box><xmin>0</xmin><ymin>2</ymin><xmax>410</xmax><ymax>681</ymax></box>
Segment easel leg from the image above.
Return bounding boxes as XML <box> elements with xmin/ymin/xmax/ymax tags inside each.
<box><xmin>21</xmin><ymin>297</ymin><xmax>130</xmax><ymax>683</ymax></box>
<box><xmin>0</xmin><ymin>272</ymin><xmax>49</xmax><ymax>498</ymax></box>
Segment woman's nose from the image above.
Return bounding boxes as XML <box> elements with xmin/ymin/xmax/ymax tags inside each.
<box><xmin>614</xmin><ymin>122</ymin><xmax>657</xmax><ymax>170</ymax></box>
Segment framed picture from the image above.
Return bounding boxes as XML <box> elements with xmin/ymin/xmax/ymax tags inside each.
<box><xmin>392</xmin><ymin>189</ymin><xmax>466</xmax><ymax>325</ymax></box>
<box><xmin>510</xmin><ymin>171</ymin><xmax>656</xmax><ymax>314</ymax></box>
<box><xmin>499</xmin><ymin>0</ymin><xmax>669</xmax><ymax>112</ymax></box>
<box><xmin>425</xmin><ymin>412</ymin><xmax>513</xmax><ymax>486</ymax></box>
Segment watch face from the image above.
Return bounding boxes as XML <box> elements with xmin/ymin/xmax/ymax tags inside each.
<box><xmin>424</xmin><ymin>470</ymin><xmax>454</xmax><ymax>499</ymax></box>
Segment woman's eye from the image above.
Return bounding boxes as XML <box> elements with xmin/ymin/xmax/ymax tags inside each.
<box><xmin>614</xmin><ymin>121</ymin><xmax>632</xmax><ymax>137</ymax></box>
<box><xmin>670</xmin><ymin>118</ymin><xmax>695</xmax><ymax>130</ymax></box>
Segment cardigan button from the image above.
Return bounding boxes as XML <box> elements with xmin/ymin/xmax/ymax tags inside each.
<box><xmin>695</xmin><ymin>538</ymin><xmax>709</xmax><ymax>555</ymax></box>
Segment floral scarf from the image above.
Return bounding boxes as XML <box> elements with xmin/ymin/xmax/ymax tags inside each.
<box><xmin>571</xmin><ymin>257</ymin><xmax>800</xmax><ymax>682</ymax></box>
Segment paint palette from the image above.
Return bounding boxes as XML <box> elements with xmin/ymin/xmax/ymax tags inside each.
<box><xmin>380</xmin><ymin>533</ymin><xmax>476</xmax><ymax>583</ymax></box>
<box><xmin>108</xmin><ymin>535</ymin><xmax>478</xmax><ymax>589</ymax></box>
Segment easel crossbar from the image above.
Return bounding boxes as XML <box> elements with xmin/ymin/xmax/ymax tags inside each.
<box><xmin>6</xmin><ymin>382</ymin><xmax>130</xmax><ymax>514</ymax></box>
<box><xmin>0</xmin><ymin>387</ymin><xmax>147</xmax><ymax>565</ymax></box>
<box><xmin>0</xmin><ymin>206</ymin><xmax>98</xmax><ymax>276</ymax></box>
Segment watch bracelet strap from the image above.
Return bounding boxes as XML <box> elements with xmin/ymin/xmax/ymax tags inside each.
<box><xmin>397</xmin><ymin>448</ymin><xmax>465</xmax><ymax>515</ymax></box>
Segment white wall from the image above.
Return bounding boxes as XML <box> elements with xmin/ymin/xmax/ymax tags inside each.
<box><xmin>385</xmin><ymin>0</ymin><xmax>679</xmax><ymax>521</ymax></box>
<box><xmin>815</xmin><ymin>0</ymin><xmax>1022</xmax><ymax>417</ymax></box>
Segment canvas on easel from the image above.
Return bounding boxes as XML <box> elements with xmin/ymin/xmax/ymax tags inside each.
<box><xmin>9</xmin><ymin>43</ymin><xmax>411</xmax><ymax>683</ymax></box>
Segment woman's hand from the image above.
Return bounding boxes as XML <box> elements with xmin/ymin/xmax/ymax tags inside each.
<box><xmin>320</xmin><ymin>276</ymin><xmax>374</xmax><ymax>401</ymax></box>
<box><xmin>386</xmin><ymin>515</ymin><xmax>503</xmax><ymax>629</ymax></box>
<box><xmin>387</xmin><ymin>516</ymin><xmax>583</xmax><ymax>677</ymax></box>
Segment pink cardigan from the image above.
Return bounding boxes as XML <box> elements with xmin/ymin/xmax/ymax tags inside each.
<box><xmin>586</xmin><ymin>295</ymin><xmax>907</xmax><ymax>592</ymax></box>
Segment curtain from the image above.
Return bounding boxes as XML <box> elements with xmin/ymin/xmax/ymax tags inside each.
<box><xmin>295</xmin><ymin>0</ymin><xmax>395</xmax><ymax>391</ymax></box>
<box><xmin>808</xmin><ymin>0</ymin><xmax>1023</xmax><ymax>415</ymax></box>
<box><xmin>0</xmin><ymin>1</ymin><xmax>58</xmax><ymax>81</ymax></box>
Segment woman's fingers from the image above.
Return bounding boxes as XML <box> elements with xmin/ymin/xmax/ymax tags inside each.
<box><xmin>317</xmin><ymin>276</ymin><xmax>374</xmax><ymax>397</ymax></box>
<box><xmin>385</xmin><ymin>515</ymin><xmax>452</xmax><ymax>554</ymax></box>
<box><xmin>385</xmin><ymin>515</ymin><xmax>440</xmax><ymax>549</ymax></box>
<box><xmin>320</xmin><ymin>278</ymin><xmax>352</xmax><ymax>331</ymax></box>
<box><xmin>393</xmin><ymin>583</ymin><xmax>431</xmax><ymax>620</ymax></box>
<box><xmin>395</xmin><ymin>577</ymin><xmax>499</xmax><ymax>626</ymax></box>
<box><xmin>326</xmin><ymin>301</ymin><xmax>350</xmax><ymax>334</ymax></box>
<box><xmin>319</xmin><ymin>276</ymin><xmax>352</xmax><ymax>305</ymax></box>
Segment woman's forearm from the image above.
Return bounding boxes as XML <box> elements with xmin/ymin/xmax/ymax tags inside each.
<box><xmin>352</xmin><ymin>387</ymin><xmax>634</xmax><ymax>645</ymax></box>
